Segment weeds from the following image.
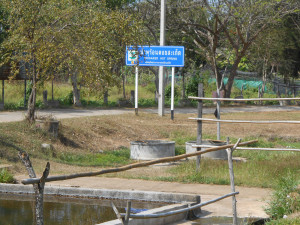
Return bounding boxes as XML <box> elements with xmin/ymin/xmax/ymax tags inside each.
<box><xmin>265</xmin><ymin>173</ymin><xmax>300</xmax><ymax>219</ymax></box>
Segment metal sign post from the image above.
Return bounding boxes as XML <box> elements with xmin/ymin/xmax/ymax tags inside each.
<box><xmin>135</xmin><ymin>66</ymin><xmax>138</xmax><ymax>115</ymax></box>
<box><xmin>159</xmin><ymin>0</ymin><xmax>166</xmax><ymax>117</ymax></box>
<box><xmin>171</xmin><ymin>67</ymin><xmax>175</xmax><ymax>120</ymax></box>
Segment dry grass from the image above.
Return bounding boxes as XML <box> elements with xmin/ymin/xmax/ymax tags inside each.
<box><xmin>0</xmin><ymin>110</ymin><xmax>299</xmax><ymax>186</ymax></box>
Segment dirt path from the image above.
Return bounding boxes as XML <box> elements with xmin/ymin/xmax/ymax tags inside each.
<box><xmin>15</xmin><ymin>174</ymin><xmax>271</xmax><ymax>219</ymax></box>
<box><xmin>0</xmin><ymin>108</ymin><xmax>132</xmax><ymax>123</ymax></box>
<box><xmin>1</xmin><ymin>105</ymin><xmax>300</xmax><ymax>123</ymax></box>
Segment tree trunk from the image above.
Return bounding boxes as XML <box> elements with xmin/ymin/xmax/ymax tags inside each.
<box><xmin>181</xmin><ymin>68</ymin><xmax>186</xmax><ymax>99</ymax></box>
<box><xmin>104</xmin><ymin>90</ymin><xmax>108</xmax><ymax>105</ymax></box>
<box><xmin>225</xmin><ymin>55</ymin><xmax>242</xmax><ymax>98</ymax></box>
<box><xmin>122</xmin><ymin>73</ymin><xmax>126</xmax><ymax>99</ymax></box>
<box><xmin>259</xmin><ymin>57</ymin><xmax>268</xmax><ymax>100</ymax></box>
<box><xmin>149</xmin><ymin>67</ymin><xmax>159</xmax><ymax>103</ymax></box>
<box><xmin>71</xmin><ymin>71</ymin><xmax>81</xmax><ymax>106</ymax></box>
<box><xmin>211</xmin><ymin>56</ymin><xmax>222</xmax><ymax>91</ymax></box>
<box><xmin>27</xmin><ymin>59</ymin><xmax>37</xmax><ymax>123</ymax></box>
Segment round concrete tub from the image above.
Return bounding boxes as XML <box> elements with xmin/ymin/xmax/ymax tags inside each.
<box><xmin>185</xmin><ymin>140</ymin><xmax>227</xmax><ymax>160</ymax></box>
<box><xmin>130</xmin><ymin>140</ymin><xmax>175</xmax><ymax>160</ymax></box>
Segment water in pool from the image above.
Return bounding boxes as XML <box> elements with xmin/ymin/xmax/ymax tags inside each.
<box><xmin>0</xmin><ymin>193</ymin><xmax>166</xmax><ymax>225</ymax></box>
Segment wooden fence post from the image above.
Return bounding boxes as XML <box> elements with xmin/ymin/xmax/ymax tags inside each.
<box><xmin>124</xmin><ymin>201</ymin><xmax>132</xmax><ymax>225</ymax></box>
<box><xmin>18</xmin><ymin>150</ymin><xmax>50</xmax><ymax>225</ymax></box>
<box><xmin>196</xmin><ymin>83</ymin><xmax>203</xmax><ymax>171</ymax></box>
<box><xmin>111</xmin><ymin>201</ymin><xmax>125</xmax><ymax>225</ymax></box>
<box><xmin>226</xmin><ymin>138</ymin><xmax>241</xmax><ymax>225</ymax></box>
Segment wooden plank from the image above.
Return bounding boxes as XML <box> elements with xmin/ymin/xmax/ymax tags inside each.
<box><xmin>189</xmin><ymin>117</ymin><xmax>300</xmax><ymax>124</ymax></box>
<box><xmin>188</xmin><ymin>96</ymin><xmax>300</xmax><ymax>101</ymax></box>
<box><xmin>21</xmin><ymin>140</ymin><xmax>258</xmax><ymax>185</ymax></box>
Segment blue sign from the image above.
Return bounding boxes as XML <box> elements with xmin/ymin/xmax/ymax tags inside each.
<box><xmin>126</xmin><ymin>46</ymin><xmax>185</xmax><ymax>67</ymax></box>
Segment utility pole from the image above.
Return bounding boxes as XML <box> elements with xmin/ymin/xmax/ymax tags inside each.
<box><xmin>158</xmin><ymin>0</ymin><xmax>166</xmax><ymax>116</ymax></box>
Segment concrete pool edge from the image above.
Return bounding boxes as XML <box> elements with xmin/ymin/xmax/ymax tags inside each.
<box><xmin>0</xmin><ymin>183</ymin><xmax>200</xmax><ymax>225</ymax></box>
<box><xmin>0</xmin><ymin>183</ymin><xmax>200</xmax><ymax>203</ymax></box>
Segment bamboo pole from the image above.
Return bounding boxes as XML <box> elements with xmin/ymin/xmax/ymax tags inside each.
<box><xmin>21</xmin><ymin>140</ymin><xmax>257</xmax><ymax>185</ymax></box>
<box><xmin>188</xmin><ymin>96</ymin><xmax>300</xmax><ymax>101</ymax></box>
<box><xmin>119</xmin><ymin>192</ymin><xmax>239</xmax><ymax>219</ymax></box>
<box><xmin>189</xmin><ymin>117</ymin><xmax>300</xmax><ymax>124</ymax></box>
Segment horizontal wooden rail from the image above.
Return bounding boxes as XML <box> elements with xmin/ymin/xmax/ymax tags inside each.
<box><xmin>236</xmin><ymin>147</ymin><xmax>300</xmax><ymax>152</ymax></box>
<box><xmin>21</xmin><ymin>140</ymin><xmax>257</xmax><ymax>185</ymax></box>
<box><xmin>189</xmin><ymin>117</ymin><xmax>300</xmax><ymax>124</ymax></box>
<box><xmin>119</xmin><ymin>192</ymin><xmax>239</xmax><ymax>219</ymax></box>
<box><xmin>188</xmin><ymin>96</ymin><xmax>300</xmax><ymax>102</ymax></box>
<box><xmin>192</xmin><ymin>145</ymin><xmax>300</xmax><ymax>152</ymax></box>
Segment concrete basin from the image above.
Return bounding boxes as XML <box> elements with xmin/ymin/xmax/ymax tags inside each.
<box><xmin>186</xmin><ymin>140</ymin><xmax>227</xmax><ymax>159</ymax></box>
<box><xmin>130</xmin><ymin>140</ymin><xmax>175</xmax><ymax>160</ymax></box>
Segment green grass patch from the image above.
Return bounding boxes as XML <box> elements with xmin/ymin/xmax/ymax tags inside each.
<box><xmin>162</xmin><ymin>151</ymin><xmax>300</xmax><ymax>188</ymax></box>
<box><xmin>265</xmin><ymin>217</ymin><xmax>300</xmax><ymax>225</ymax></box>
<box><xmin>56</xmin><ymin>148</ymin><xmax>132</xmax><ymax>167</ymax></box>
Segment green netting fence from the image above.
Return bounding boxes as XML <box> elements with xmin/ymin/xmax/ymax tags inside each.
<box><xmin>208</xmin><ymin>78</ymin><xmax>268</xmax><ymax>92</ymax></box>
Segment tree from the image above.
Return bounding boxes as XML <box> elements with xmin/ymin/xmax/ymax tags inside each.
<box><xmin>164</xmin><ymin>0</ymin><xmax>297</xmax><ymax>97</ymax></box>
<box><xmin>203</xmin><ymin>0</ymin><xmax>297</xmax><ymax>97</ymax></box>
<box><xmin>1</xmin><ymin>0</ymin><xmax>144</xmax><ymax>120</ymax></box>
<box><xmin>1</xmin><ymin>0</ymin><xmax>57</xmax><ymax>122</ymax></box>
<box><xmin>167</xmin><ymin>0</ymin><xmax>225</xmax><ymax>94</ymax></box>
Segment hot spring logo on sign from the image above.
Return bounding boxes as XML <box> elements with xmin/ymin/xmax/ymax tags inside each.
<box><xmin>128</xmin><ymin>50</ymin><xmax>137</xmax><ymax>64</ymax></box>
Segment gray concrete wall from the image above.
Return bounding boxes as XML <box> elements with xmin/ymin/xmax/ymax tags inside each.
<box><xmin>0</xmin><ymin>183</ymin><xmax>199</xmax><ymax>203</ymax></box>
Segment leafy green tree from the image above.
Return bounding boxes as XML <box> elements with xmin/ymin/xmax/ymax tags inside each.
<box><xmin>1</xmin><ymin>0</ymin><xmax>144</xmax><ymax>121</ymax></box>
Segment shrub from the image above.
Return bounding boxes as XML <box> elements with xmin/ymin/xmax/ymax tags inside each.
<box><xmin>138</xmin><ymin>98</ymin><xmax>156</xmax><ymax>107</ymax></box>
<box><xmin>186</xmin><ymin>70</ymin><xmax>213</xmax><ymax>97</ymax></box>
<box><xmin>0</xmin><ymin>169</ymin><xmax>15</xmax><ymax>183</ymax></box>
<box><xmin>165</xmin><ymin>84</ymin><xmax>180</xmax><ymax>100</ymax></box>
<box><xmin>145</xmin><ymin>83</ymin><xmax>156</xmax><ymax>93</ymax></box>
<box><xmin>58</xmin><ymin>90</ymin><xmax>73</xmax><ymax>105</ymax></box>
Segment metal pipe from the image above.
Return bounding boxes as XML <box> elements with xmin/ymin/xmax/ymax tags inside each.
<box><xmin>119</xmin><ymin>192</ymin><xmax>239</xmax><ymax>219</ymax></box>
<box><xmin>189</xmin><ymin>117</ymin><xmax>300</xmax><ymax>124</ymax></box>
